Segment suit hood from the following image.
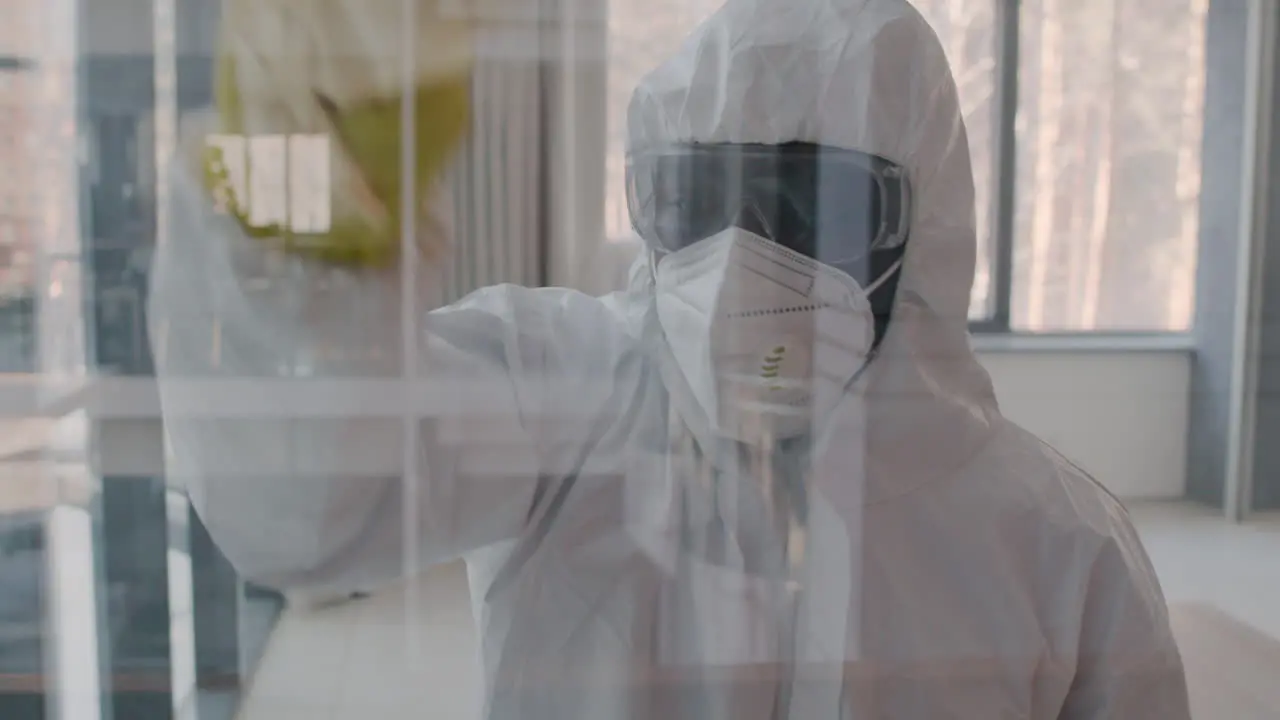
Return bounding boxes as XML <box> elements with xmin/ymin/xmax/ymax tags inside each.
<box><xmin>625</xmin><ymin>0</ymin><xmax>1001</xmax><ymax>496</ymax></box>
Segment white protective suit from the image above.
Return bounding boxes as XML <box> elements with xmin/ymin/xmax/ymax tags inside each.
<box><xmin>148</xmin><ymin>0</ymin><xmax>1191</xmax><ymax>717</ymax></box>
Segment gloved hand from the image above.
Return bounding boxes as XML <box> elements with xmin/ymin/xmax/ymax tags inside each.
<box><xmin>202</xmin><ymin>0</ymin><xmax>473</xmax><ymax>269</ymax></box>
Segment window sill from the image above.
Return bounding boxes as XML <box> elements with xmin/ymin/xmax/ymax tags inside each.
<box><xmin>969</xmin><ymin>332</ymin><xmax>1195</xmax><ymax>354</ymax></box>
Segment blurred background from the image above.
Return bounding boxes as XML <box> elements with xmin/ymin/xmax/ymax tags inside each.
<box><xmin>2</xmin><ymin>0</ymin><xmax>1279</xmax><ymax>718</ymax></box>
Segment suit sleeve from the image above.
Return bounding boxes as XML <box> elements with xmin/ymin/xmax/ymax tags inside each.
<box><xmin>149</xmin><ymin>154</ymin><xmax>621</xmax><ymax>598</ymax></box>
<box><xmin>1058</xmin><ymin>520</ymin><xmax>1191</xmax><ymax>719</ymax></box>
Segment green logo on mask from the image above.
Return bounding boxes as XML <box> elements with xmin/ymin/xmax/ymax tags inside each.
<box><xmin>762</xmin><ymin>346</ymin><xmax>785</xmax><ymax>390</ymax></box>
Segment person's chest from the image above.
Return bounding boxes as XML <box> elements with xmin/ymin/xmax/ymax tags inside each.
<box><xmin>474</xmin><ymin>464</ymin><xmax>1082</xmax><ymax>720</ymax></box>
<box><xmin>472</xmin><ymin>376</ymin><xmax>1080</xmax><ymax>719</ymax></box>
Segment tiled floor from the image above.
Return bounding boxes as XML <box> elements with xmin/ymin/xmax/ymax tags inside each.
<box><xmin>232</xmin><ymin>501</ymin><xmax>1280</xmax><ymax>719</ymax></box>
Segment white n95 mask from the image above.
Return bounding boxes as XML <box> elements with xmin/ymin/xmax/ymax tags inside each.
<box><xmin>653</xmin><ymin>227</ymin><xmax>887</xmax><ymax>444</ymax></box>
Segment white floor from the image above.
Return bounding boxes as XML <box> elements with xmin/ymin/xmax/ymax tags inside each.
<box><xmin>233</xmin><ymin>565</ymin><xmax>481</xmax><ymax>720</ymax></box>
<box><xmin>1132</xmin><ymin>501</ymin><xmax>1280</xmax><ymax>641</ymax></box>
<box><xmin>229</xmin><ymin>501</ymin><xmax>1280</xmax><ymax>719</ymax></box>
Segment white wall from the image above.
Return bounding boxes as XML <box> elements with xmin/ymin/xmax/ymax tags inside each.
<box><xmin>975</xmin><ymin>343</ymin><xmax>1191</xmax><ymax>499</ymax></box>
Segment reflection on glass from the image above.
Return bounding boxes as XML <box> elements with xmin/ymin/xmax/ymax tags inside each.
<box><xmin>45</xmin><ymin>504</ymin><xmax>103</xmax><ymax>720</ymax></box>
<box><xmin>0</xmin><ymin>0</ymin><xmax>1230</xmax><ymax>717</ymax></box>
<box><xmin>0</xmin><ymin>0</ymin><xmax>39</xmax><ymax>374</ymax></box>
<box><xmin>205</xmin><ymin>133</ymin><xmax>333</xmax><ymax>234</ymax></box>
<box><xmin>0</xmin><ymin>511</ymin><xmax>45</xmax><ymax>685</ymax></box>
<box><xmin>605</xmin><ymin>0</ymin><xmax>724</xmax><ymax>247</ymax></box>
<box><xmin>911</xmin><ymin>0</ymin><xmax>999</xmax><ymax>320</ymax></box>
<box><xmin>287</xmin><ymin>135</ymin><xmax>333</xmax><ymax>234</ymax></box>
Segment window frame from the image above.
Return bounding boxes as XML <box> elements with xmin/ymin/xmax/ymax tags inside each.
<box><xmin>970</xmin><ymin>0</ymin><xmax>1019</xmax><ymax>334</ymax></box>
<box><xmin>970</xmin><ymin>0</ymin><xmax>1207</xmax><ymax>336</ymax></box>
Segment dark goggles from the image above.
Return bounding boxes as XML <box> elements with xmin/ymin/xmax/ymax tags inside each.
<box><xmin>626</xmin><ymin>142</ymin><xmax>912</xmax><ymax>273</ymax></box>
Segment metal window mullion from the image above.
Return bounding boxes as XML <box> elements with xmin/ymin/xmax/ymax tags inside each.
<box><xmin>0</xmin><ymin>56</ymin><xmax>36</xmax><ymax>71</ymax></box>
<box><xmin>535</xmin><ymin>0</ymin><xmax>554</xmax><ymax>287</ymax></box>
<box><xmin>1224</xmin><ymin>0</ymin><xmax>1279</xmax><ymax>522</ymax></box>
<box><xmin>988</xmin><ymin>0</ymin><xmax>1021</xmax><ymax>332</ymax></box>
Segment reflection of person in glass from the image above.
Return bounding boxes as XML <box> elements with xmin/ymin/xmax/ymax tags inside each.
<box><xmin>149</xmin><ymin>0</ymin><xmax>1190</xmax><ymax>717</ymax></box>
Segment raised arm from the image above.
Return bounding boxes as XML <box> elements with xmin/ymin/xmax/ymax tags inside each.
<box><xmin>148</xmin><ymin>157</ymin><xmax>625</xmax><ymax>598</ymax></box>
<box><xmin>1058</xmin><ymin>517</ymin><xmax>1190</xmax><ymax>719</ymax></box>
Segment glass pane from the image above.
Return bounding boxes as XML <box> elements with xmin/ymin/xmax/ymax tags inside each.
<box><xmin>0</xmin><ymin>0</ymin><xmax>38</xmax><ymax>373</ymax></box>
<box><xmin>1012</xmin><ymin>0</ymin><xmax>1207</xmax><ymax>331</ymax></box>
<box><xmin>5</xmin><ymin>0</ymin><xmax>545</xmax><ymax>715</ymax></box>
<box><xmin>910</xmin><ymin>1</ymin><xmax>1000</xmax><ymax>321</ymax></box>
<box><xmin>3</xmin><ymin>1</ymin><xmax>1243</xmax><ymax>719</ymax></box>
<box><xmin>605</xmin><ymin>0</ymin><xmax>723</xmax><ymax>243</ymax></box>
<box><xmin>0</xmin><ymin>0</ymin><xmax>297</xmax><ymax>717</ymax></box>
<box><xmin>0</xmin><ymin>5</ymin><xmax>89</xmax><ymax>719</ymax></box>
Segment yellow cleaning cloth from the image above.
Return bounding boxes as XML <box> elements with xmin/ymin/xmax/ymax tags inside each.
<box><xmin>202</xmin><ymin>0</ymin><xmax>473</xmax><ymax>268</ymax></box>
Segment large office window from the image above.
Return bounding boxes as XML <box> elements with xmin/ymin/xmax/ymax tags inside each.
<box><xmin>1012</xmin><ymin>0</ymin><xmax>1207</xmax><ymax>332</ymax></box>
<box><xmin>604</xmin><ymin>0</ymin><xmax>1209</xmax><ymax>333</ymax></box>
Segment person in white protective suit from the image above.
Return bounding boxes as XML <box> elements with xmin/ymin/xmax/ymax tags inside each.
<box><xmin>148</xmin><ymin>0</ymin><xmax>1191</xmax><ymax>717</ymax></box>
